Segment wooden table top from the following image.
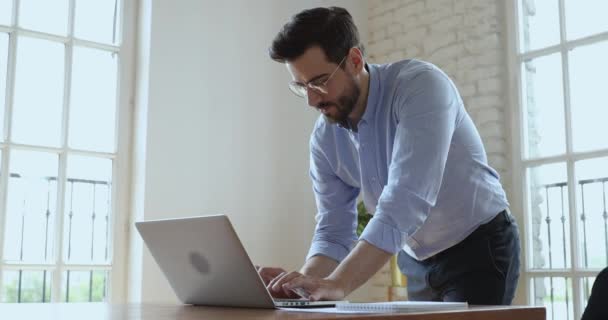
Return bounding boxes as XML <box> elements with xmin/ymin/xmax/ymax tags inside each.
<box><xmin>0</xmin><ymin>303</ymin><xmax>546</xmax><ymax>320</ymax></box>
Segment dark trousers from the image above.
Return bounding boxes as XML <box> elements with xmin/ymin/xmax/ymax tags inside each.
<box><xmin>397</xmin><ymin>210</ymin><xmax>521</xmax><ymax>305</ymax></box>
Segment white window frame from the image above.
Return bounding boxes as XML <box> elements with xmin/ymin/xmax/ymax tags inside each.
<box><xmin>0</xmin><ymin>0</ymin><xmax>136</xmax><ymax>303</ymax></box>
<box><xmin>506</xmin><ymin>0</ymin><xmax>608</xmax><ymax>317</ymax></box>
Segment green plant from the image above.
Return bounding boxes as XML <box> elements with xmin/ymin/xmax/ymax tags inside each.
<box><xmin>356</xmin><ymin>201</ymin><xmax>372</xmax><ymax>237</ymax></box>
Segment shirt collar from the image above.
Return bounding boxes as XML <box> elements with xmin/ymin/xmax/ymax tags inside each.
<box><xmin>361</xmin><ymin>63</ymin><xmax>380</xmax><ymax>125</ymax></box>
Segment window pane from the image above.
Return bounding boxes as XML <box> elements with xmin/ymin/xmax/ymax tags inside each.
<box><xmin>64</xmin><ymin>155</ymin><xmax>112</xmax><ymax>264</ymax></box>
<box><xmin>518</xmin><ymin>0</ymin><xmax>560</xmax><ymax>52</ymax></box>
<box><xmin>74</xmin><ymin>0</ymin><xmax>121</xmax><ymax>45</ymax></box>
<box><xmin>565</xmin><ymin>0</ymin><xmax>608</xmax><ymax>40</ymax></box>
<box><xmin>530</xmin><ymin>277</ymin><xmax>573</xmax><ymax>320</ymax></box>
<box><xmin>68</xmin><ymin>47</ymin><xmax>117</xmax><ymax>152</ymax></box>
<box><xmin>62</xmin><ymin>270</ymin><xmax>108</xmax><ymax>302</ymax></box>
<box><xmin>527</xmin><ymin>163</ymin><xmax>571</xmax><ymax>269</ymax></box>
<box><xmin>575</xmin><ymin>157</ymin><xmax>608</xmax><ymax>269</ymax></box>
<box><xmin>0</xmin><ymin>0</ymin><xmax>10</xmax><ymax>26</ymax></box>
<box><xmin>19</xmin><ymin>0</ymin><xmax>69</xmax><ymax>36</ymax></box>
<box><xmin>3</xmin><ymin>150</ymin><xmax>58</xmax><ymax>263</ymax></box>
<box><xmin>522</xmin><ymin>54</ymin><xmax>566</xmax><ymax>159</ymax></box>
<box><xmin>12</xmin><ymin>36</ymin><xmax>64</xmax><ymax>147</ymax></box>
<box><xmin>569</xmin><ymin>41</ymin><xmax>608</xmax><ymax>152</ymax></box>
<box><xmin>0</xmin><ymin>33</ymin><xmax>8</xmax><ymax>141</ymax></box>
<box><xmin>1</xmin><ymin>270</ymin><xmax>52</xmax><ymax>302</ymax></box>
<box><xmin>582</xmin><ymin>276</ymin><xmax>596</xmax><ymax>309</ymax></box>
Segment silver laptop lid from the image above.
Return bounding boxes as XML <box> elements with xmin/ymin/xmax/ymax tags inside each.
<box><xmin>136</xmin><ymin>215</ymin><xmax>276</xmax><ymax>308</ymax></box>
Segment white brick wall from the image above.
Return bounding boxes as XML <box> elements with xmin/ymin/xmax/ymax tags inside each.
<box><xmin>365</xmin><ymin>0</ymin><xmax>511</xmax><ymax>300</ymax></box>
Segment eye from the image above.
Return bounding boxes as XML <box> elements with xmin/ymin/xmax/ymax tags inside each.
<box><xmin>310</xmin><ymin>77</ymin><xmax>329</xmax><ymax>87</ymax></box>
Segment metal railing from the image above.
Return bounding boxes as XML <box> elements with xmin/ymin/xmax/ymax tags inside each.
<box><xmin>537</xmin><ymin>176</ymin><xmax>608</xmax><ymax>320</ymax></box>
<box><xmin>7</xmin><ymin>173</ymin><xmax>111</xmax><ymax>303</ymax></box>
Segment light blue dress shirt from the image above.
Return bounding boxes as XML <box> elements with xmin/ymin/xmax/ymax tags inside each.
<box><xmin>307</xmin><ymin>59</ymin><xmax>508</xmax><ymax>261</ymax></box>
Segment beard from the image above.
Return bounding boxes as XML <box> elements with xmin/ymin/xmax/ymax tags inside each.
<box><xmin>318</xmin><ymin>76</ymin><xmax>360</xmax><ymax>127</ymax></box>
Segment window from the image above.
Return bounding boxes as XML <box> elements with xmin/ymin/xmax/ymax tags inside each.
<box><xmin>0</xmin><ymin>0</ymin><xmax>133</xmax><ymax>303</ymax></box>
<box><xmin>512</xmin><ymin>0</ymin><xmax>608</xmax><ymax>319</ymax></box>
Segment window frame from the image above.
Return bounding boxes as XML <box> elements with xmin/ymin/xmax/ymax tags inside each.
<box><xmin>506</xmin><ymin>0</ymin><xmax>608</xmax><ymax>317</ymax></box>
<box><xmin>0</xmin><ymin>0</ymin><xmax>136</xmax><ymax>303</ymax></box>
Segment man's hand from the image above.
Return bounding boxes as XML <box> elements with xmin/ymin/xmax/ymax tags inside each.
<box><xmin>257</xmin><ymin>240</ymin><xmax>391</xmax><ymax>301</ymax></box>
<box><xmin>255</xmin><ymin>266</ymin><xmax>301</xmax><ymax>299</ymax></box>
<box><xmin>264</xmin><ymin>270</ymin><xmax>344</xmax><ymax>300</ymax></box>
<box><xmin>292</xmin><ymin>240</ymin><xmax>392</xmax><ymax>301</ymax></box>
<box><xmin>277</xmin><ymin>272</ymin><xmax>346</xmax><ymax>301</ymax></box>
<box><xmin>255</xmin><ymin>266</ymin><xmax>285</xmax><ymax>285</ymax></box>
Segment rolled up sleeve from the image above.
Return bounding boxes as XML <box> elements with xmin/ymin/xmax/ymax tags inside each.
<box><xmin>359</xmin><ymin>68</ymin><xmax>461</xmax><ymax>255</ymax></box>
<box><xmin>306</xmin><ymin>143</ymin><xmax>359</xmax><ymax>262</ymax></box>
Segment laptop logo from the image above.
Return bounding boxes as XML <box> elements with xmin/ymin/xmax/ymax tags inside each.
<box><xmin>189</xmin><ymin>251</ymin><xmax>210</xmax><ymax>274</ymax></box>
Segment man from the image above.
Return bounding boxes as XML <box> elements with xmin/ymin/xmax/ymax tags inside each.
<box><xmin>258</xmin><ymin>6</ymin><xmax>520</xmax><ymax>304</ymax></box>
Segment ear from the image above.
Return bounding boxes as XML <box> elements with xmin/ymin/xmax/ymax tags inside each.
<box><xmin>346</xmin><ymin>47</ymin><xmax>365</xmax><ymax>74</ymax></box>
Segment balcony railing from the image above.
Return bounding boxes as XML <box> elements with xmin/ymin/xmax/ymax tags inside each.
<box><xmin>4</xmin><ymin>173</ymin><xmax>111</xmax><ymax>303</ymax></box>
<box><xmin>535</xmin><ymin>176</ymin><xmax>608</xmax><ymax>320</ymax></box>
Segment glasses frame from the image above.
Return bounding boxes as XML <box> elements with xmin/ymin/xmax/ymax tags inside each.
<box><xmin>288</xmin><ymin>55</ymin><xmax>347</xmax><ymax>98</ymax></box>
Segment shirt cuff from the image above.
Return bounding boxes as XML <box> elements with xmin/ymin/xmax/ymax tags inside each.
<box><xmin>359</xmin><ymin>215</ymin><xmax>408</xmax><ymax>255</ymax></box>
<box><xmin>306</xmin><ymin>240</ymin><xmax>352</xmax><ymax>262</ymax></box>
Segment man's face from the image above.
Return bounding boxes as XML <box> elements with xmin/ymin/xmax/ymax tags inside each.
<box><xmin>286</xmin><ymin>47</ymin><xmax>360</xmax><ymax>126</ymax></box>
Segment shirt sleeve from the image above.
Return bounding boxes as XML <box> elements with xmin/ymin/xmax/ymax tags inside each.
<box><xmin>306</xmin><ymin>139</ymin><xmax>359</xmax><ymax>263</ymax></box>
<box><xmin>359</xmin><ymin>67</ymin><xmax>462</xmax><ymax>255</ymax></box>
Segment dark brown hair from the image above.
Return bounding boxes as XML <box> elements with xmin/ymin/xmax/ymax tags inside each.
<box><xmin>269</xmin><ymin>6</ymin><xmax>364</xmax><ymax>64</ymax></box>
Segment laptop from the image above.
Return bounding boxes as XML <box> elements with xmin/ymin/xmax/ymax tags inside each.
<box><xmin>135</xmin><ymin>214</ymin><xmax>342</xmax><ymax>308</ymax></box>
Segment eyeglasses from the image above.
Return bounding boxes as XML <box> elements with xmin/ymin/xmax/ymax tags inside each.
<box><xmin>288</xmin><ymin>56</ymin><xmax>347</xmax><ymax>98</ymax></box>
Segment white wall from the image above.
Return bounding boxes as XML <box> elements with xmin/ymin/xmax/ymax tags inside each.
<box><xmin>128</xmin><ymin>0</ymin><xmax>370</xmax><ymax>303</ymax></box>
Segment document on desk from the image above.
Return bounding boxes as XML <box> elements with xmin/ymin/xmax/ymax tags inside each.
<box><xmin>280</xmin><ymin>301</ymin><xmax>468</xmax><ymax>313</ymax></box>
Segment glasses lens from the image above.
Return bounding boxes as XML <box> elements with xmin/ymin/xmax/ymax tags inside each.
<box><xmin>309</xmin><ymin>83</ymin><xmax>328</xmax><ymax>95</ymax></box>
<box><xmin>288</xmin><ymin>82</ymin><xmax>307</xmax><ymax>97</ymax></box>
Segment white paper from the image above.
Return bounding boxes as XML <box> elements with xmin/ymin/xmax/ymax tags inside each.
<box><xmin>279</xmin><ymin>301</ymin><xmax>468</xmax><ymax>314</ymax></box>
<box><xmin>278</xmin><ymin>307</ymin><xmax>381</xmax><ymax>314</ymax></box>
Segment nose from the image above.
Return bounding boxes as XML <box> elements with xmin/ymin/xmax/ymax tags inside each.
<box><xmin>306</xmin><ymin>89</ymin><xmax>322</xmax><ymax>108</ymax></box>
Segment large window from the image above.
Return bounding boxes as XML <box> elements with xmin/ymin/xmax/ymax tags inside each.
<box><xmin>0</xmin><ymin>0</ymin><xmax>132</xmax><ymax>303</ymax></box>
<box><xmin>513</xmin><ymin>0</ymin><xmax>608</xmax><ymax>319</ymax></box>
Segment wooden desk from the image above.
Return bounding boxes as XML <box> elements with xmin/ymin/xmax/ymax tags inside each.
<box><xmin>0</xmin><ymin>303</ymin><xmax>545</xmax><ymax>320</ymax></box>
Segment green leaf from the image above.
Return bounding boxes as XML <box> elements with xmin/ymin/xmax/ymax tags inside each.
<box><xmin>356</xmin><ymin>201</ymin><xmax>372</xmax><ymax>237</ymax></box>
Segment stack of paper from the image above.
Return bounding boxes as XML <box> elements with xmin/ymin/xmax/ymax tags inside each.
<box><xmin>336</xmin><ymin>301</ymin><xmax>468</xmax><ymax>312</ymax></box>
<box><xmin>280</xmin><ymin>301</ymin><xmax>468</xmax><ymax>314</ymax></box>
